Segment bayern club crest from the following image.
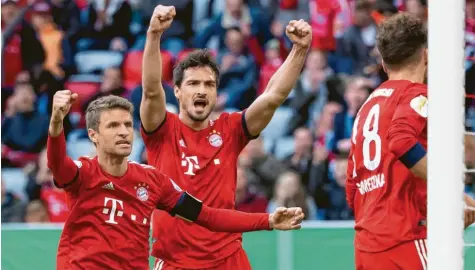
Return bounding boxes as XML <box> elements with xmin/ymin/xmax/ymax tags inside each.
<box><xmin>134</xmin><ymin>183</ymin><xmax>149</xmax><ymax>202</ymax></box>
<box><xmin>207</xmin><ymin>130</ymin><xmax>223</xmax><ymax>147</ymax></box>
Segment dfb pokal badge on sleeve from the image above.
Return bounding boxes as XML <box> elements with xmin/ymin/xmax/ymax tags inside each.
<box><xmin>207</xmin><ymin>130</ymin><xmax>223</xmax><ymax>148</ymax></box>
<box><xmin>135</xmin><ymin>183</ymin><xmax>149</xmax><ymax>202</ymax></box>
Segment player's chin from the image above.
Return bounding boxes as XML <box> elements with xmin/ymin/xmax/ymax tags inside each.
<box><xmin>114</xmin><ymin>145</ymin><xmax>132</xmax><ymax>156</ymax></box>
<box><xmin>189</xmin><ymin>108</ymin><xmax>211</xmax><ymax>122</ymax></box>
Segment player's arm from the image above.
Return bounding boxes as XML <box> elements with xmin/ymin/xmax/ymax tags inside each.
<box><xmin>171</xmin><ymin>192</ymin><xmax>304</xmax><ymax>232</ymax></box>
<box><xmin>140</xmin><ymin>5</ymin><xmax>176</xmax><ymax>132</ymax></box>
<box><xmin>47</xmin><ymin>90</ymin><xmax>81</xmax><ymax>188</ymax></box>
<box><xmin>388</xmin><ymin>89</ymin><xmax>428</xmax><ymax>180</ymax></box>
<box><xmin>156</xmin><ymin>176</ymin><xmax>304</xmax><ymax>232</ymax></box>
<box><xmin>244</xmin><ymin>20</ymin><xmax>312</xmax><ymax>136</ymax></box>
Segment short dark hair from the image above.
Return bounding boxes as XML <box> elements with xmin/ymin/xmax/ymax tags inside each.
<box><xmin>173</xmin><ymin>50</ymin><xmax>220</xmax><ymax>87</ymax></box>
<box><xmin>376</xmin><ymin>12</ymin><xmax>427</xmax><ymax>69</ymax></box>
<box><xmin>86</xmin><ymin>95</ymin><xmax>134</xmax><ymax>131</ymax></box>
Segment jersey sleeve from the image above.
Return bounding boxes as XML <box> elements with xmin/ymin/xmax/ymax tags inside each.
<box><xmin>388</xmin><ymin>85</ymin><xmax>428</xmax><ymax>168</ymax></box>
<box><xmin>224</xmin><ymin>111</ymin><xmax>259</xmax><ymax>151</ymax></box>
<box><xmin>154</xmin><ymin>172</ymin><xmax>184</xmax><ymax>212</ymax></box>
<box><xmin>47</xmin><ymin>131</ymin><xmax>90</xmax><ymax>195</ymax></box>
<box><xmin>140</xmin><ymin>111</ymin><xmax>176</xmax><ymax>155</ymax></box>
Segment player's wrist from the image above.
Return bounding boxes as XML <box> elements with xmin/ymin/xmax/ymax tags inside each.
<box><xmin>268</xmin><ymin>213</ymin><xmax>275</xmax><ymax>229</ymax></box>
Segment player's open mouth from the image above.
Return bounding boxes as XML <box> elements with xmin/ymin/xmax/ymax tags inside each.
<box><xmin>193</xmin><ymin>99</ymin><xmax>208</xmax><ymax>109</ymax></box>
<box><xmin>116</xmin><ymin>140</ymin><xmax>130</xmax><ymax>146</ymax></box>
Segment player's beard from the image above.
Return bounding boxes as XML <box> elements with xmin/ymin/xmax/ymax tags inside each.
<box><xmin>187</xmin><ymin>108</ymin><xmax>212</xmax><ymax>122</ymax></box>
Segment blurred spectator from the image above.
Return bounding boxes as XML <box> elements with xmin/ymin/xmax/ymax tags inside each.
<box><xmin>137</xmin><ymin>0</ymin><xmax>193</xmax><ymax>56</ymax></box>
<box><xmin>78</xmin><ymin>0</ymin><xmax>132</xmax><ymax>51</ymax></box>
<box><xmin>1</xmin><ymin>0</ymin><xmax>45</xmax><ymax>88</ymax></box>
<box><xmin>284</xmin><ymin>127</ymin><xmax>314</xmax><ymax>187</ymax></box>
<box><xmin>257</xmin><ymin>39</ymin><xmax>284</xmax><ymax>95</ymax></box>
<box><xmin>287</xmin><ymin>49</ymin><xmax>332</xmax><ymax>131</ymax></box>
<box><xmin>82</xmin><ymin>67</ymin><xmax>127</xmax><ymax>111</ymax></box>
<box><xmin>313</xmin><ymin>101</ymin><xmax>342</xmax><ymax>149</ymax></box>
<box><xmin>404</xmin><ymin>0</ymin><xmax>427</xmax><ymax>21</ymax></box>
<box><xmin>235</xmin><ymin>166</ymin><xmax>269</xmax><ymax>213</ymax></box>
<box><xmin>273</xmin><ymin>0</ymin><xmax>310</xmax><ymax>26</ymax></box>
<box><xmin>25</xmin><ymin>148</ymin><xmax>70</xmax><ymax>222</ymax></box>
<box><xmin>267</xmin><ymin>171</ymin><xmax>318</xmax><ymax>220</ymax></box>
<box><xmin>1</xmin><ymin>180</ymin><xmax>26</xmax><ymax>223</ymax></box>
<box><xmin>239</xmin><ymin>137</ymin><xmax>289</xmax><ymax>197</ymax></box>
<box><xmin>30</xmin><ymin>1</ymin><xmax>74</xmax><ymax>80</ymax></box>
<box><xmin>194</xmin><ymin>0</ymin><xmax>272</xmax><ymax>51</ymax></box>
<box><xmin>326</xmin><ymin>153</ymin><xmax>354</xmax><ymax>220</ymax></box>
<box><xmin>309</xmin><ymin>0</ymin><xmax>341</xmax><ymax>51</ymax></box>
<box><xmin>2</xmin><ymin>83</ymin><xmax>50</xmax><ymax>167</ymax></box>
<box><xmin>308</xmin><ymin>141</ymin><xmax>330</xmax><ymax>209</ymax></box>
<box><xmin>216</xmin><ymin>27</ymin><xmax>257</xmax><ymax>110</ymax></box>
<box><xmin>372</xmin><ymin>0</ymin><xmax>398</xmax><ymax>25</ymax></box>
<box><xmin>337</xmin><ymin>0</ymin><xmax>377</xmax><ymax>75</ymax></box>
<box><xmin>331</xmin><ymin>76</ymin><xmax>370</xmax><ymax>154</ymax></box>
<box><xmin>24</xmin><ymin>200</ymin><xmax>50</xmax><ymax>223</ymax></box>
<box><xmin>49</xmin><ymin>0</ymin><xmax>81</xmax><ymax>47</ymax></box>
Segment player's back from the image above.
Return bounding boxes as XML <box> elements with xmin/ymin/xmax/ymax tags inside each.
<box><xmin>142</xmin><ymin>111</ymin><xmax>254</xmax><ymax>268</ymax></box>
<box><xmin>347</xmin><ymin>80</ymin><xmax>427</xmax><ymax>253</ymax></box>
<box><xmin>57</xmin><ymin>157</ymin><xmax>164</xmax><ymax>269</ymax></box>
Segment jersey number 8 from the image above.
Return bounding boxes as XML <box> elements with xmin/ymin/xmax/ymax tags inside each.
<box><xmin>352</xmin><ymin>104</ymin><xmax>382</xmax><ymax>176</ymax></box>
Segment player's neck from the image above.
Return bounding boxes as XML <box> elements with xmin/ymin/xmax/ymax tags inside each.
<box><xmin>178</xmin><ymin>112</ymin><xmax>209</xmax><ymax>131</ymax></box>
<box><xmin>387</xmin><ymin>70</ymin><xmax>425</xmax><ymax>84</ymax></box>
<box><xmin>97</xmin><ymin>153</ymin><xmax>128</xmax><ymax>177</ymax></box>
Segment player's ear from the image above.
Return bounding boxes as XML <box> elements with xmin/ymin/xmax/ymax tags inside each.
<box><xmin>381</xmin><ymin>59</ymin><xmax>387</xmax><ymax>74</ymax></box>
<box><xmin>88</xmin><ymin>128</ymin><xmax>98</xmax><ymax>145</ymax></box>
<box><xmin>174</xmin><ymin>85</ymin><xmax>181</xmax><ymax>101</ymax></box>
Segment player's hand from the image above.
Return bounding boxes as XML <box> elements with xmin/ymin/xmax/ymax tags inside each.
<box><xmin>285</xmin><ymin>19</ymin><xmax>312</xmax><ymax>49</ymax></box>
<box><xmin>148</xmin><ymin>5</ymin><xmax>176</xmax><ymax>34</ymax></box>
<box><xmin>269</xmin><ymin>207</ymin><xmax>305</xmax><ymax>230</ymax></box>
<box><xmin>51</xmin><ymin>90</ymin><xmax>78</xmax><ymax>123</ymax></box>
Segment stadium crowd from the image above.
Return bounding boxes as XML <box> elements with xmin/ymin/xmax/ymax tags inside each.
<box><xmin>1</xmin><ymin>0</ymin><xmax>475</xmax><ymax>224</ymax></box>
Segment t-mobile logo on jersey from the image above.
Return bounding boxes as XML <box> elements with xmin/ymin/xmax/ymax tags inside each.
<box><xmin>181</xmin><ymin>153</ymin><xmax>200</xmax><ymax>175</ymax></box>
<box><xmin>103</xmin><ymin>197</ymin><xmax>124</xmax><ymax>224</ymax></box>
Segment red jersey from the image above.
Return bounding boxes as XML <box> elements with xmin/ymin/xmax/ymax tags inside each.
<box><xmin>141</xmin><ymin>111</ymin><xmax>255</xmax><ymax>268</ymax></box>
<box><xmin>55</xmin><ymin>156</ymin><xmax>182</xmax><ymax>270</ymax></box>
<box><xmin>40</xmin><ymin>188</ymin><xmax>70</xmax><ymax>223</ymax></box>
<box><xmin>346</xmin><ymin>80</ymin><xmax>428</xmax><ymax>252</ymax></box>
<box><xmin>47</xmin><ymin>132</ymin><xmax>183</xmax><ymax>269</ymax></box>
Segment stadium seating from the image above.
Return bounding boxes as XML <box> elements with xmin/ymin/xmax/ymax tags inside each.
<box><xmin>1</xmin><ymin>168</ymin><xmax>28</xmax><ymax>201</ymax></box>
<box><xmin>75</xmin><ymin>51</ymin><xmax>124</xmax><ymax>74</ymax></box>
<box><xmin>261</xmin><ymin>107</ymin><xmax>294</xmax><ymax>140</ymax></box>
<box><xmin>274</xmin><ymin>137</ymin><xmax>295</xmax><ymax>160</ymax></box>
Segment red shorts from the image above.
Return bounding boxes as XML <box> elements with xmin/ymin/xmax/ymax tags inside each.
<box><xmin>355</xmin><ymin>239</ymin><xmax>428</xmax><ymax>270</ymax></box>
<box><xmin>152</xmin><ymin>248</ymin><xmax>251</xmax><ymax>270</ymax></box>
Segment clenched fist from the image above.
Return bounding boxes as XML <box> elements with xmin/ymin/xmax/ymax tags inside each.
<box><xmin>286</xmin><ymin>19</ymin><xmax>312</xmax><ymax>49</ymax></box>
<box><xmin>148</xmin><ymin>5</ymin><xmax>176</xmax><ymax>34</ymax></box>
<box><xmin>51</xmin><ymin>90</ymin><xmax>78</xmax><ymax>123</ymax></box>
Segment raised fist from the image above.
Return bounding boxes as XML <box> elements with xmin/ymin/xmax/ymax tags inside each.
<box><xmin>148</xmin><ymin>5</ymin><xmax>176</xmax><ymax>34</ymax></box>
<box><xmin>285</xmin><ymin>19</ymin><xmax>312</xmax><ymax>49</ymax></box>
<box><xmin>51</xmin><ymin>90</ymin><xmax>78</xmax><ymax>123</ymax></box>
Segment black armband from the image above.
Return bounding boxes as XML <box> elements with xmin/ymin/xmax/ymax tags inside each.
<box><xmin>169</xmin><ymin>192</ymin><xmax>203</xmax><ymax>222</ymax></box>
<box><xmin>399</xmin><ymin>142</ymin><xmax>426</xmax><ymax>168</ymax></box>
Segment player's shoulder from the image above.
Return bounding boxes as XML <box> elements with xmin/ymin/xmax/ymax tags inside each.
<box><xmin>127</xmin><ymin>160</ymin><xmax>156</xmax><ymax>171</ymax></box>
<box><xmin>75</xmin><ymin>156</ymin><xmax>96</xmax><ymax>169</ymax></box>
<box><xmin>213</xmin><ymin>111</ymin><xmax>243</xmax><ymax>126</ymax></box>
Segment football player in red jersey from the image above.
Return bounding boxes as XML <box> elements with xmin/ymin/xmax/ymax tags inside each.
<box><xmin>140</xmin><ymin>4</ymin><xmax>312</xmax><ymax>270</ymax></box>
<box><xmin>345</xmin><ymin>13</ymin><xmax>475</xmax><ymax>270</ymax></box>
<box><xmin>47</xmin><ymin>92</ymin><xmax>305</xmax><ymax>269</ymax></box>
